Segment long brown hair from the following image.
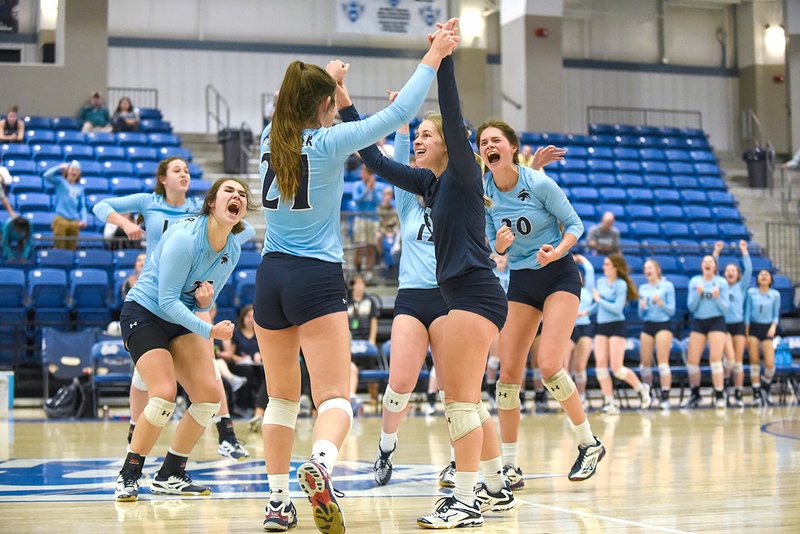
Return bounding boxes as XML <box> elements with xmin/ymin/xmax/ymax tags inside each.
<box><xmin>270</xmin><ymin>61</ymin><xmax>336</xmax><ymax>201</ymax></box>
<box><xmin>154</xmin><ymin>157</ymin><xmax>186</xmax><ymax>196</ymax></box>
<box><xmin>476</xmin><ymin>120</ymin><xmax>520</xmax><ymax>165</ymax></box>
<box><xmin>200</xmin><ymin>177</ymin><xmax>258</xmax><ymax>234</ymax></box>
<box><xmin>608</xmin><ymin>253</ymin><xmax>638</xmax><ymax>300</ymax></box>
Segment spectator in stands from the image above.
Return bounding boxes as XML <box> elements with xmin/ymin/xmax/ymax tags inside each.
<box><xmin>218</xmin><ymin>305</ymin><xmax>261</xmax><ymax>416</ymax></box>
<box><xmin>593</xmin><ymin>254</ymin><xmax>651</xmax><ymax>413</ymax></box>
<box><xmin>517</xmin><ymin>144</ymin><xmax>535</xmax><ymax>167</ymax></box>
<box><xmin>112</xmin><ymin>96</ymin><xmax>140</xmax><ymax>132</ymax></box>
<box><xmin>78</xmin><ymin>91</ymin><xmax>112</xmax><ymax>133</ymax></box>
<box><xmin>347</xmin><ymin>273</ymin><xmax>380</xmax><ymax>415</ymax></box>
<box><xmin>43</xmin><ymin>160</ymin><xmax>87</xmax><ymax>250</ymax></box>
<box><xmin>587</xmin><ymin>211</ymin><xmax>621</xmax><ymax>255</ymax></box>
<box><xmin>2</xmin><ymin>216</ymin><xmax>32</xmax><ymax>262</ymax></box>
<box><xmin>376</xmin><ymin>186</ymin><xmax>400</xmax><ymax>274</ymax></box>
<box><xmin>121</xmin><ymin>252</ymin><xmax>146</xmax><ymax>300</ymax></box>
<box><xmin>0</xmin><ymin>105</ymin><xmax>24</xmax><ymax>142</ymax></box>
<box><xmin>745</xmin><ymin>270</ymin><xmax>781</xmax><ymax>407</ymax></box>
<box><xmin>353</xmin><ymin>164</ymin><xmax>380</xmax><ymax>273</ymax></box>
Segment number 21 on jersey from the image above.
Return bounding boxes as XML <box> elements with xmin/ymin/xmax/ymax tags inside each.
<box><xmin>261</xmin><ymin>152</ymin><xmax>312</xmax><ymax>210</ymax></box>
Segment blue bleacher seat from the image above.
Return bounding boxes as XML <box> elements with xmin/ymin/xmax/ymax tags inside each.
<box><xmin>4</xmin><ymin>159</ymin><xmax>37</xmax><ymax>175</ymax></box>
<box><xmin>616</xmin><ymin>135</ymin><xmax>640</xmax><ymax>147</ymax></box>
<box><xmin>672</xmin><ymin>175</ymin><xmax>699</xmax><ymax>189</ymax></box>
<box><xmin>188</xmin><ymin>180</ymin><xmax>210</xmax><ymax>194</ymax></box>
<box><xmin>679</xmin><ymin>255</ymin><xmax>703</xmax><ymax>275</ymax></box>
<box><xmin>111</xmin><ymin>269</ymin><xmax>130</xmax><ymax>306</ymax></box>
<box><xmin>589</xmin><ymin>123</ymin><xmax>616</xmax><ymax>135</ymax></box>
<box><xmin>669</xmin><ymin>162</ymin><xmax>696</xmax><ymax>175</ymax></box>
<box><xmin>237</xmin><ymin>251</ymin><xmax>262</xmax><ymax>270</ymax></box>
<box><xmin>75</xmin><ymin>250</ymin><xmax>114</xmax><ymax>272</ymax></box>
<box><xmin>519</xmin><ymin>132</ymin><xmax>542</xmax><ymax>145</ymax></box>
<box><xmin>589</xmin><ymin>172</ymin><xmax>616</xmax><ymax>187</ymax></box>
<box><xmin>1</xmin><ymin>143</ymin><xmax>31</xmax><ymax>159</ymax></box>
<box><xmin>599</xmin><ymin>187</ymin><xmax>627</xmax><ymax>203</ymax></box>
<box><xmin>140</xmin><ymin>119</ymin><xmax>173</xmax><ymax>133</ymax></box>
<box><xmin>644</xmin><ymin>174</ymin><xmax>671</xmax><ymax>189</ymax></box>
<box><xmin>35</xmin><ymin>308</ymin><xmax>70</xmax><ymax>328</ymax></box>
<box><xmin>29</xmin><ymin>268</ymin><xmax>68</xmax><ymax>307</ymax></box>
<box><xmin>85</xmin><ymin>132</ymin><xmax>116</xmax><ymax>145</ymax></box>
<box><xmin>36</xmin><ymin>159</ymin><xmax>64</xmax><ymax>175</ymax></box>
<box><xmin>651</xmin><ymin>255</ymin><xmax>680</xmax><ymax>275</ymax></box>
<box><xmin>94</xmin><ymin>145</ymin><xmax>127</xmax><ymax>161</ymax></box>
<box><xmin>37</xmin><ymin>249</ymin><xmax>75</xmax><ymax>270</ymax></box>
<box><xmin>684</xmin><ymin>206</ymin><xmax>713</xmax><ymax>222</ymax></box>
<box><xmin>51</xmin><ymin>117</ymin><xmax>81</xmax><ymax>131</ymax></box>
<box><xmin>134</xmin><ymin>161</ymin><xmax>159</xmax><ymax>179</ymax></box>
<box><xmin>559</xmin><ymin>159</ymin><xmax>587</xmax><ymax>172</ymax></box>
<box><xmin>598</xmin><ymin>203</ymin><xmax>626</xmax><ymax>222</ymax></box>
<box><xmin>235</xmin><ymin>269</ymin><xmax>257</xmax><ymax>306</ymax></box>
<box><xmin>71</xmin><ymin>269</ymin><xmax>109</xmax><ymax>308</ymax></box>
<box><xmin>665</xmin><ymin>149</ymin><xmax>692</xmax><ymax>162</ymax></box>
<box><xmin>749</xmin><ymin>256</ymin><xmax>773</xmax><ymax>273</ymax></box>
<box><xmin>0</xmin><ymin>269</ymin><xmax>26</xmax><ymax>308</ymax></box>
<box><xmin>617</xmin><ymin>173</ymin><xmax>645</xmax><ymax>188</ymax></box>
<box><xmin>642</xmin><ymin>161</ymin><xmax>670</xmax><ymax>175</ymax></box>
<box><xmin>719</xmin><ymin>223</ymin><xmax>749</xmax><ymax>241</ymax></box>
<box><xmin>653</xmin><ymin>189</ymin><xmax>681</xmax><ymax>204</ymax></box>
<box><xmin>55</xmin><ymin>130</ymin><xmax>85</xmax><ymax>144</ymax></box>
<box><xmin>612</xmin><ymin>147</ymin><xmax>639</xmax><ymax>160</ymax></box>
<box><xmin>9</xmin><ymin>174</ymin><xmax>41</xmax><ymax>193</ymax></box>
<box><xmin>80</xmin><ymin>177</ymin><xmax>110</xmax><ymax>194</ymax></box>
<box><xmin>587</xmin><ymin>146</ymin><xmax>614</xmax><ymax>159</ymax></box>
<box><xmin>126</xmin><ymin>146</ymin><xmax>158</xmax><ymax>162</ymax></box>
<box><xmin>626</xmin><ymin>256</ymin><xmax>644</xmax><ymax>273</ymax></box>
<box><xmin>31</xmin><ymin>143</ymin><xmax>62</xmax><ymax>161</ymax></box>
<box><xmin>102</xmin><ymin>161</ymin><xmax>135</xmax><ymax>177</ymax></box>
<box><xmin>586</xmin><ymin>255</ymin><xmax>605</xmax><ymax>272</ymax></box>
<box><xmin>698</xmin><ymin>177</ymin><xmax>726</xmax><ymax>191</ymax></box>
<box><xmin>16</xmin><ymin>193</ymin><xmax>51</xmax><ymax>212</ymax></box>
<box><xmin>155</xmin><ymin>146</ymin><xmax>192</xmax><ymax>162</ymax></box>
<box><xmin>564</xmin><ymin>145</ymin><xmax>590</xmax><ymax>158</ymax></box>
<box><xmin>694</xmin><ymin>163</ymin><xmax>721</xmax><ymax>176</ymax></box>
<box><xmin>641</xmin><ymin>238</ymin><xmax>671</xmax><ymax>254</ymax></box>
<box><xmin>640</xmin><ymin>148</ymin><xmax>666</xmax><ymax>161</ymax></box>
<box><xmin>24</xmin><ymin>212</ymin><xmax>56</xmax><ymax>232</ymax></box>
<box><xmin>585</xmin><ymin>160</ymin><xmax>614</xmax><ymax>175</ymax></box>
<box><xmin>112</xmin><ymin>249</ymin><xmax>144</xmax><ymax>269</ymax></box>
<box><xmin>188</xmin><ymin>163</ymin><xmax>203</xmax><ymax>179</ymax></box>
<box><xmin>708</xmin><ymin>191</ymin><xmax>736</xmax><ymax>206</ymax></box>
<box><xmin>691</xmin><ymin>222</ymin><xmax>720</xmax><ymax>241</ymax></box>
<box><xmin>572</xmin><ymin>203</ymin><xmax>595</xmax><ymax>221</ymax></box>
<box><xmin>561</xmin><ymin>173</ymin><xmax>589</xmax><ymax>187</ymax></box>
<box><xmin>110</xmin><ymin>177</ymin><xmax>142</xmax><ymax>195</ymax></box>
<box><xmin>138</xmin><ymin>108</ymin><xmax>162</xmax><ymax>120</ymax></box>
<box><xmin>567</xmin><ymin>134</ymin><xmax>592</xmax><ymax>146</ymax></box>
<box><xmin>630</xmin><ymin>222</ymin><xmax>661</xmax><ymax>239</ymax></box>
<box><xmin>627</xmin><ymin>188</ymin><xmax>654</xmax><ymax>205</ymax></box>
<box><xmin>26</xmin><ymin>130</ymin><xmax>55</xmax><ymax>144</ymax></box>
<box><xmin>62</xmin><ymin>144</ymin><xmax>94</xmax><ymax>160</ymax></box>
<box><xmin>614</xmin><ymin>160</ymin><xmax>643</xmax><ymax>174</ymax></box>
<box><xmin>614</xmin><ymin>221</ymin><xmax>629</xmax><ymax>234</ymax></box>
<box><xmin>116</xmin><ymin>132</ymin><xmax>150</xmax><ymax>146</ymax></box>
<box><xmin>627</xmin><ymin>204</ymin><xmax>655</xmax><ymax>221</ymax></box>
<box><xmin>24</xmin><ymin>117</ymin><xmax>52</xmax><ymax>130</ymax></box>
<box><xmin>661</xmin><ymin>223</ymin><xmax>691</xmax><ymax>240</ymax></box>
<box><xmin>773</xmin><ymin>275</ymin><xmax>796</xmax><ymax>313</ymax></box>
<box><xmin>76</xmin><ymin>308</ymin><xmax>112</xmax><ymax>327</ymax></box>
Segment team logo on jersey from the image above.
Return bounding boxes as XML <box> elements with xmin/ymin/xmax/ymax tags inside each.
<box><xmin>221</xmin><ymin>253</ymin><xmax>229</xmax><ymax>265</ymax></box>
<box><xmin>418</xmin><ymin>5</ymin><xmax>441</xmax><ymax>27</ymax></box>
<box><xmin>341</xmin><ymin>1</ymin><xmax>364</xmax><ymax>23</ymax></box>
<box><xmin>517</xmin><ymin>189</ymin><xmax>531</xmax><ymax>202</ymax></box>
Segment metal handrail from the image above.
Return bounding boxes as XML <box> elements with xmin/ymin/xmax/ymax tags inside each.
<box><xmin>587</xmin><ymin>105</ymin><xmax>703</xmax><ymax>130</ymax></box>
<box><xmin>205</xmin><ymin>84</ymin><xmax>230</xmax><ymax>134</ymax></box>
<box><xmin>741</xmin><ymin>108</ymin><xmax>766</xmax><ymax>150</ymax></box>
<box><xmin>106</xmin><ymin>87</ymin><xmax>159</xmax><ymax>110</ymax></box>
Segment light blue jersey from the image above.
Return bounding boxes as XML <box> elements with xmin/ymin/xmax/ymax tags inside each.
<box><xmin>576</xmin><ymin>260</ymin><xmax>596</xmax><ymax>326</ymax></box>
<box><xmin>723</xmin><ymin>254</ymin><xmax>752</xmax><ymax>324</ymax></box>
<box><xmin>595</xmin><ymin>276</ymin><xmax>628</xmax><ymax>324</ymax></box>
<box><xmin>259</xmin><ymin>63</ymin><xmax>435</xmax><ymax>264</ymax></box>
<box><xmin>125</xmin><ymin>215</ymin><xmax>241</xmax><ymax>339</ymax></box>
<box><xmin>485</xmin><ymin>166</ymin><xmax>583</xmax><ymax>270</ymax></box>
<box><xmin>745</xmin><ymin>287</ymin><xmax>780</xmax><ymax>325</ymax></box>
<box><xmin>638</xmin><ymin>279</ymin><xmax>676</xmax><ymax>323</ymax></box>
<box><xmin>92</xmin><ymin>192</ymin><xmax>254</xmax><ymax>258</ymax></box>
<box><xmin>687</xmin><ymin>275</ymin><xmax>729</xmax><ymax>319</ymax></box>
<box><xmin>43</xmin><ymin>166</ymin><xmax>87</xmax><ymax>223</ymax></box>
<box><xmin>392</xmin><ymin>131</ymin><xmax>438</xmax><ymax>289</ymax></box>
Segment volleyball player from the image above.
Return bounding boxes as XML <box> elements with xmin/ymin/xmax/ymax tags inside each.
<box><xmin>481</xmin><ymin>124</ymin><xmax>603</xmax><ymax>484</ymax></box>
<box><xmin>94</xmin><ymin>157</ymin><xmax>253</xmax><ymax>461</ymax></box>
<box><xmin>569</xmin><ymin>254</ymin><xmax>596</xmax><ymax>410</ymax></box>
<box><xmin>682</xmin><ymin>255</ymin><xmax>729</xmax><ymax>409</ymax></box>
<box><xmin>637</xmin><ymin>259</ymin><xmax>676</xmax><ymax>409</ymax></box>
<box><xmin>593</xmin><ymin>254</ymin><xmax>651</xmax><ymax>414</ymax></box>
<box><xmin>114</xmin><ymin>178</ymin><xmax>256</xmax><ymax>501</ymax></box>
<box><xmin>712</xmin><ymin>240</ymin><xmax>751</xmax><ymax>407</ymax></box>
<box><xmin>254</xmin><ymin>27</ymin><xmax>459</xmax><ymax>533</ymax></box>
<box><xmin>745</xmin><ymin>270</ymin><xmax>781</xmax><ymax>407</ymax></box>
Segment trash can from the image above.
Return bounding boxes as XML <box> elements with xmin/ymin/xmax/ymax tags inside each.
<box><xmin>218</xmin><ymin>127</ymin><xmax>253</xmax><ymax>174</ymax></box>
<box><xmin>743</xmin><ymin>147</ymin><xmax>772</xmax><ymax>188</ymax></box>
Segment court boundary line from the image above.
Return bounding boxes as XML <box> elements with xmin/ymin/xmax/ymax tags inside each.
<box><xmin>516</xmin><ymin>498</ymin><xmax>691</xmax><ymax>534</ymax></box>
<box><xmin>760</xmin><ymin>419</ymin><xmax>800</xmax><ymax>441</ymax></box>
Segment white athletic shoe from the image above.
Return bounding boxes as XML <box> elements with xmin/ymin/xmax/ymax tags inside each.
<box><xmin>218</xmin><ymin>437</ymin><xmax>250</xmax><ymax>461</ymax></box>
<box><xmin>501</xmin><ymin>464</ymin><xmax>524</xmax><ymax>490</ymax></box>
<box><xmin>601</xmin><ymin>401</ymin><xmax>620</xmax><ymax>415</ymax></box>
<box><xmin>151</xmin><ymin>471</ymin><xmax>211</xmax><ymax>496</ymax></box>
<box><xmin>438</xmin><ymin>461</ymin><xmax>456</xmax><ymax>488</ymax></box>
<box><xmin>639</xmin><ymin>383</ymin><xmax>652</xmax><ymax>410</ymax></box>
<box><xmin>417</xmin><ymin>495</ymin><xmax>483</xmax><ymax>529</ymax></box>
<box><xmin>263</xmin><ymin>500</ymin><xmax>298</xmax><ymax>531</ymax></box>
<box><xmin>474</xmin><ymin>482</ymin><xmax>516</xmax><ymax>513</ymax></box>
<box><xmin>115</xmin><ymin>473</ymin><xmax>140</xmax><ymax>502</ymax></box>
<box><xmin>568</xmin><ymin>437</ymin><xmax>606</xmax><ymax>481</ymax></box>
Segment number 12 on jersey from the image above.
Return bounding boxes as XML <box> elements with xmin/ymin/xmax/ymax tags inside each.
<box><xmin>261</xmin><ymin>152</ymin><xmax>312</xmax><ymax>210</ymax></box>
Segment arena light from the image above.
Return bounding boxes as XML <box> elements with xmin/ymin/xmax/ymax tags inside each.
<box><xmin>39</xmin><ymin>0</ymin><xmax>59</xmax><ymax>31</ymax></box>
<box><xmin>459</xmin><ymin>7</ymin><xmax>486</xmax><ymax>48</ymax></box>
<box><xmin>764</xmin><ymin>24</ymin><xmax>786</xmax><ymax>56</ymax></box>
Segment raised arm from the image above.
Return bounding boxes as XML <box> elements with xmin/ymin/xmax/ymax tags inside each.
<box><xmin>437</xmin><ymin>56</ymin><xmax>481</xmax><ymax>184</ymax></box>
<box><xmin>92</xmin><ymin>193</ymin><xmax>149</xmax><ymax>241</ymax></box>
<box><xmin>390</xmin><ymin>120</ymin><xmax>419</xmax><ymax>217</ymax></box>
<box><xmin>42</xmin><ymin>164</ymin><xmax>66</xmax><ymax>188</ymax></box>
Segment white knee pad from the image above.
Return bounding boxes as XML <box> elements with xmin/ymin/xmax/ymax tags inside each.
<box><xmin>496</xmin><ymin>382</ymin><xmax>521</xmax><ymax>410</ymax></box>
<box><xmin>318</xmin><ymin>397</ymin><xmax>353</xmax><ymax>427</ymax></box>
<box><xmin>574</xmin><ymin>370</ymin><xmax>587</xmax><ymax>384</ymax></box>
<box><xmin>639</xmin><ymin>366</ymin><xmax>653</xmax><ymax>379</ymax></box>
<box><xmin>710</xmin><ymin>361</ymin><xmax>724</xmax><ymax>375</ymax></box>
<box><xmin>595</xmin><ymin>367</ymin><xmax>610</xmax><ymax>381</ymax></box>
<box><xmin>475</xmin><ymin>401</ymin><xmax>491</xmax><ymax>424</ymax></box>
<box><xmin>687</xmin><ymin>364</ymin><xmax>700</xmax><ymax>376</ymax></box>
<box><xmin>613</xmin><ymin>367</ymin><xmax>629</xmax><ymax>380</ymax></box>
<box><xmin>658</xmin><ymin>363</ymin><xmax>672</xmax><ymax>378</ymax></box>
<box><xmin>263</xmin><ymin>398</ymin><xmax>300</xmax><ymax>429</ymax></box>
<box><xmin>543</xmin><ymin>369</ymin><xmax>577</xmax><ymax>402</ymax></box>
<box><xmin>734</xmin><ymin>362</ymin><xmax>744</xmax><ymax>374</ymax></box>
<box><xmin>444</xmin><ymin>402</ymin><xmax>481</xmax><ymax>442</ymax></box>
<box><xmin>187</xmin><ymin>401</ymin><xmax>220</xmax><ymax>428</ymax></box>
<box><xmin>214</xmin><ymin>365</ymin><xmax>222</xmax><ymax>382</ymax></box>
<box><xmin>143</xmin><ymin>397</ymin><xmax>176</xmax><ymax>427</ymax></box>
<box><xmin>382</xmin><ymin>384</ymin><xmax>411</xmax><ymax>413</ymax></box>
<box><xmin>487</xmin><ymin>356</ymin><xmax>500</xmax><ymax>371</ymax></box>
<box><xmin>131</xmin><ymin>369</ymin><xmax>148</xmax><ymax>392</ymax></box>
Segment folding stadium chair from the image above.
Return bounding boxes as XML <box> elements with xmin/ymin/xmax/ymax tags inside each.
<box><xmin>31</xmin><ymin>143</ymin><xmax>62</xmax><ymax>161</ymax></box>
<box><xmin>94</xmin><ymin>145</ymin><xmax>127</xmax><ymax>161</ymax></box>
<box><xmin>102</xmin><ymin>161</ymin><xmax>135</xmax><ymax>178</ymax></box>
<box><xmin>110</xmin><ymin>177</ymin><xmax>143</xmax><ymax>195</ymax></box>
<box><xmin>590</xmin><ymin>173</ymin><xmax>616</xmax><ymax>187</ymax></box>
<box><xmin>36</xmin><ymin>249</ymin><xmax>75</xmax><ymax>271</ymax></box>
<box><xmin>627</xmin><ymin>188</ymin><xmax>654</xmax><ymax>205</ymax></box>
<box><xmin>62</xmin><ymin>144</ymin><xmax>94</xmax><ymax>160</ymax></box>
<box><xmin>126</xmin><ymin>146</ymin><xmax>158</xmax><ymax>162</ymax></box>
<box><xmin>15</xmin><ymin>193</ymin><xmax>51</xmax><ymax>212</ymax></box>
<box><xmin>55</xmin><ymin>130</ymin><xmax>85</xmax><ymax>144</ymax></box>
<box><xmin>0</xmin><ymin>268</ymin><xmax>26</xmax><ymax>308</ymax></box>
<box><xmin>116</xmin><ymin>132</ymin><xmax>150</xmax><ymax>147</ymax></box>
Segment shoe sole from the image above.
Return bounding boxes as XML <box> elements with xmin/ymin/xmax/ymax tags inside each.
<box><xmin>296</xmin><ymin>462</ymin><xmax>345</xmax><ymax>534</ymax></box>
<box><xmin>263</xmin><ymin>518</ymin><xmax>298</xmax><ymax>532</ymax></box>
<box><xmin>416</xmin><ymin>518</ymin><xmax>484</xmax><ymax>529</ymax></box>
<box><xmin>115</xmin><ymin>494</ymin><xmax>138</xmax><ymax>502</ymax></box>
<box><xmin>150</xmin><ymin>483</ymin><xmax>212</xmax><ymax>497</ymax></box>
<box><xmin>568</xmin><ymin>446</ymin><xmax>606</xmax><ymax>482</ymax></box>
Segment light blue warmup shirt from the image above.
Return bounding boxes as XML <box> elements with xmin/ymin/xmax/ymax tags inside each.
<box><xmin>637</xmin><ymin>279</ymin><xmax>676</xmax><ymax>323</ymax></box>
<box><xmin>259</xmin><ymin>63</ymin><xmax>435</xmax><ymax>264</ymax></box>
<box><xmin>687</xmin><ymin>275</ymin><xmax>729</xmax><ymax>319</ymax></box>
<box><xmin>595</xmin><ymin>276</ymin><xmax>628</xmax><ymax>324</ymax></box>
<box><xmin>485</xmin><ymin>166</ymin><xmax>583</xmax><ymax>270</ymax></box>
<box><xmin>723</xmin><ymin>254</ymin><xmax>752</xmax><ymax>324</ymax></box>
<box><xmin>745</xmin><ymin>287</ymin><xmax>780</xmax><ymax>325</ymax></box>
<box><xmin>93</xmin><ymin>192</ymin><xmax>254</xmax><ymax>258</ymax></box>
<box><xmin>125</xmin><ymin>215</ymin><xmax>241</xmax><ymax>339</ymax></box>
<box><xmin>576</xmin><ymin>260</ymin><xmax>596</xmax><ymax>326</ymax></box>
<box><xmin>43</xmin><ymin>165</ymin><xmax>88</xmax><ymax>223</ymax></box>
<box><xmin>392</xmin><ymin>131</ymin><xmax>438</xmax><ymax>289</ymax></box>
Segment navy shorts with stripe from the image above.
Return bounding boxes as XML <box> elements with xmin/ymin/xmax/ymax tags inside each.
<box><xmin>254</xmin><ymin>252</ymin><xmax>347</xmax><ymax>330</ymax></box>
<box><xmin>439</xmin><ymin>269</ymin><xmax>508</xmax><ymax>332</ymax></box>
<box><xmin>120</xmin><ymin>301</ymin><xmax>192</xmax><ymax>364</ymax></box>
<box><xmin>393</xmin><ymin>288</ymin><xmax>449</xmax><ymax>329</ymax></box>
<box><xmin>507</xmin><ymin>254</ymin><xmax>581</xmax><ymax>311</ymax></box>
